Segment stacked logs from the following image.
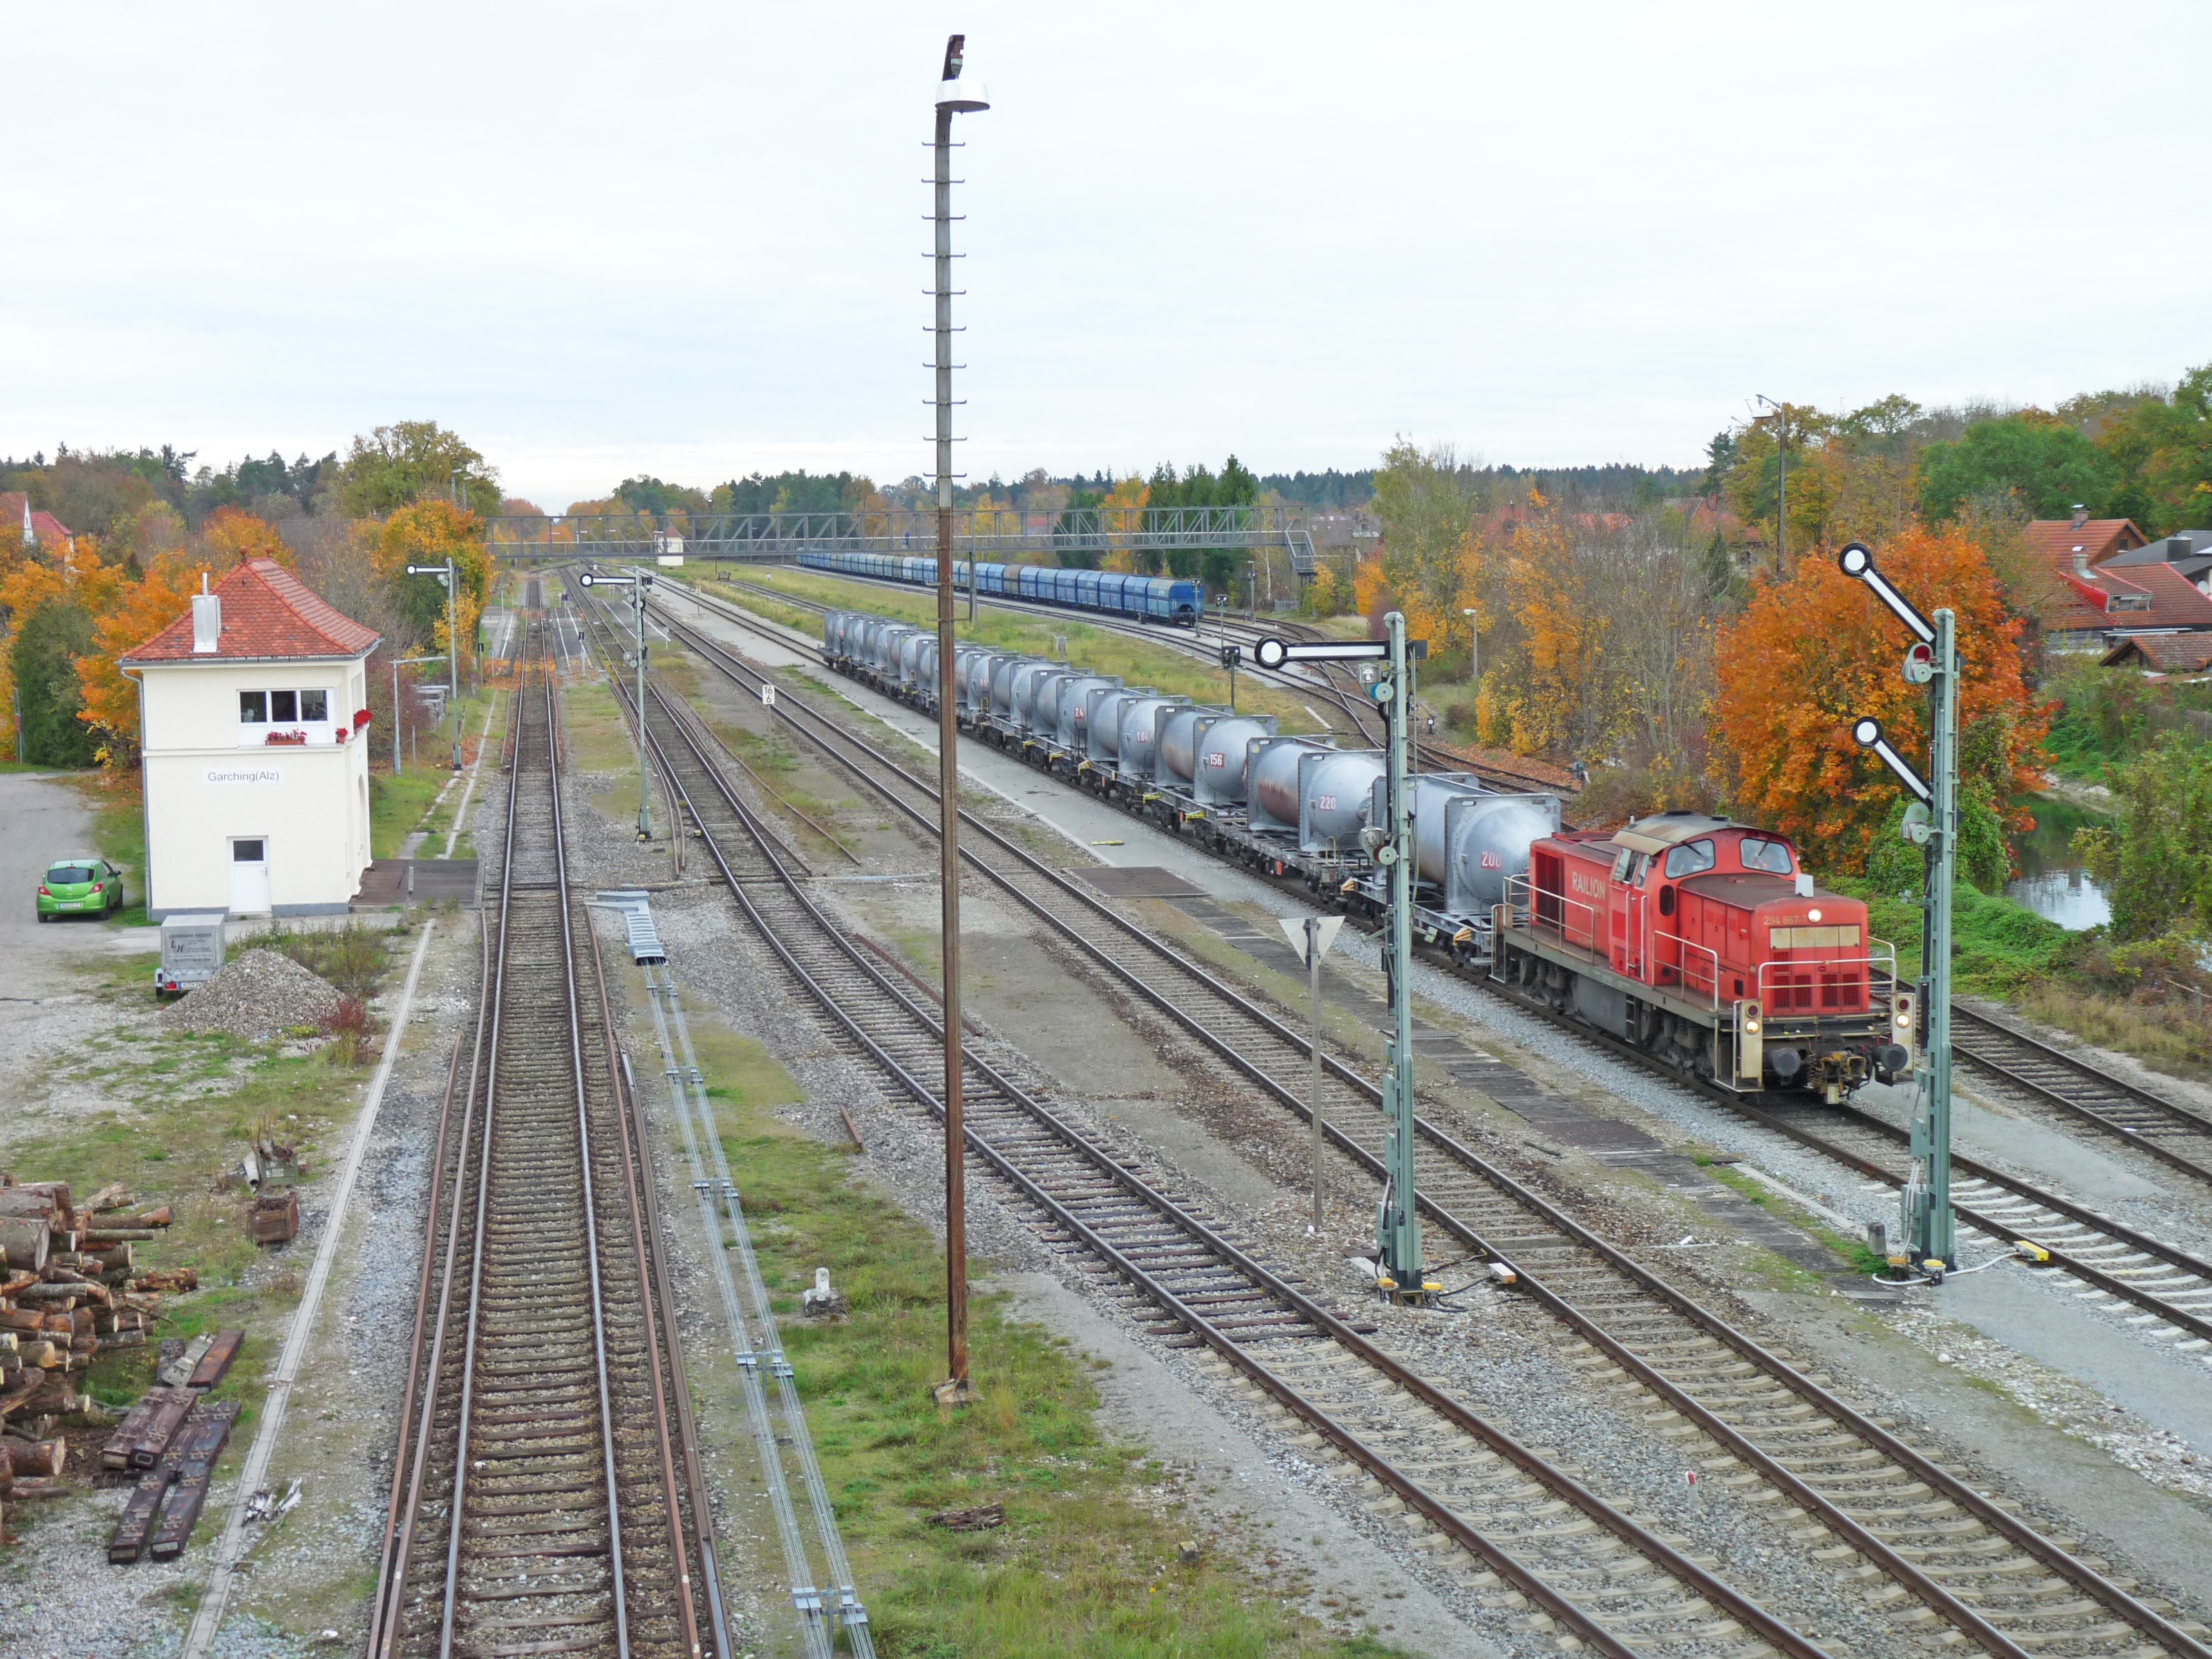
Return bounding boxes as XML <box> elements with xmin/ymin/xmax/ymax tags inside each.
<box><xmin>1</xmin><ymin>1176</ymin><xmax>190</xmax><ymax>1537</ymax></box>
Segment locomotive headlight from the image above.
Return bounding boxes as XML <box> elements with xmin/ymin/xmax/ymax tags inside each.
<box><xmin>1743</xmin><ymin>1016</ymin><xmax>1761</xmax><ymax>1035</ymax></box>
<box><xmin>1895</xmin><ymin>1010</ymin><xmax>1912</xmax><ymax>1029</ymax></box>
<box><xmin>1806</xmin><ymin>907</ymin><xmax>1822</xmax><ymax>923</ymax></box>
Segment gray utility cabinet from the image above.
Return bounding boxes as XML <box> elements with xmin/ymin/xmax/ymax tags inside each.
<box><xmin>156</xmin><ymin>912</ymin><xmax>227</xmax><ymax>995</ymax></box>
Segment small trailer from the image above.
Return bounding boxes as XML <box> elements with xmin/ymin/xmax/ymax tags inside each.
<box><xmin>156</xmin><ymin>912</ymin><xmax>227</xmax><ymax>997</ymax></box>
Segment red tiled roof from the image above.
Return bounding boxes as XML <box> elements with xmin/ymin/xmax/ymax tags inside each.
<box><xmin>2024</xmin><ymin>517</ymin><xmax>2148</xmax><ymax>571</ymax></box>
<box><xmin>122</xmin><ymin>558</ymin><xmax>382</xmax><ymax>664</ymax></box>
<box><xmin>2099</xmin><ymin>561</ymin><xmax>2212</xmax><ymax>626</ymax></box>
<box><xmin>2101</xmin><ymin>632</ymin><xmax>2212</xmax><ymax>673</ymax></box>
<box><xmin>0</xmin><ymin>491</ymin><xmax>75</xmax><ymax>548</ymax></box>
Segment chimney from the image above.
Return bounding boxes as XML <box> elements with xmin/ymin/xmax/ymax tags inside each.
<box><xmin>19</xmin><ymin>496</ymin><xmax>32</xmax><ymax>548</ymax></box>
<box><xmin>191</xmin><ymin>572</ymin><xmax>222</xmax><ymax>654</ymax></box>
<box><xmin>2070</xmin><ymin>503</ymin><xmax>2089</xmax><ymax>529</ymax></box>
<box><xmin>2171</xmin><ymin>536</ymin><xmax>2194</xmax><ymax>561</ymax></box>
<box><xmin>2073</xmin><ymin>550</ymin><xmax>2091</xmax><ymax>577</ymax></box>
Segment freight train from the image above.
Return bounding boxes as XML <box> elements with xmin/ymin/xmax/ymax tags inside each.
<box><xmin>796</xmin><ymin>547</ymin><xmax>1205</xmax><ymax>625</ymax></box>
<box><xmin>823</xmin><ymin>608</ymin><xmax>1911</xmax><ymax>1099</ymax></box>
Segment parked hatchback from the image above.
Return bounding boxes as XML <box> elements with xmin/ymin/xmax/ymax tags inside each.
<box><xmin>38</xmin><ymin>854</ymin><xmax>124</xmax><ymax>921</ymax></box>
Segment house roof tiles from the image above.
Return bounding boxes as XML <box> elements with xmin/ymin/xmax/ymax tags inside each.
<box><xmin>121</xmin><ymin>558</ymin><xmax>382</xmax><ymax>664</ymax></box>
<box><xmin>2101</xmin><ymin>632</ymin><xmax>2212</xmax><ymax>673</ymax></box>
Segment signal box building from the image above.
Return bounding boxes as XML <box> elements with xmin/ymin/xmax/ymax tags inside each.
<box><xmin>122</xmin><ymin>559</ymin><xmax>382</xmax><ymax>919</ymax></box>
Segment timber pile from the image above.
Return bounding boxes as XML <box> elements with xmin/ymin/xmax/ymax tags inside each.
<box><xmin>0</xmin><ymin>1175</ymin><xmax>193</xmax><ymax>1538</ymax></box>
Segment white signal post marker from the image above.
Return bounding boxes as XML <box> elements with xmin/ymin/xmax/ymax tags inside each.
<box><xmin>1282</xmin><ymin>914</ymin><xmax>1347</xmax><ymax>1232</ymax></box>
<box><xmin>1253</xmin><ymin>637</ymin><xmax>1387</xmax><ymax>670</ymax></box>
<box><xmin>760</xmin><ymin>683</ymin><xmax>776</xmax><ymax>709</ymax></box>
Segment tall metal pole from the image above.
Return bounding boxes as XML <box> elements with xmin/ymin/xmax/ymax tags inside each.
<box><xmin>1308</xmin><ymin>916</ymin><xmax>1325</xmax><ymax>1235</ymax></box>
<box><xmin>1914</xmin><ymin>607</ymin><xmax>1958</xmax><ymax>1270</ymax></box>
<box><xmin>930</xmin><ymin>37</ymin><xmax>986</xmax><ymax>1406</ymax></box>
<box><xmin>1377</xmin><ymin>612</ymin><xmax>1423</xmax><ymax>1293</ymax></box>
<box><xmin>634</xmin><ymin>572</ymin><xmax>653</xmax><ymax>842</ymax></box>
<box><xmin>445</xmin><ymin>564</ymin><xmax>461</xmax><ymax>771</ymax></box>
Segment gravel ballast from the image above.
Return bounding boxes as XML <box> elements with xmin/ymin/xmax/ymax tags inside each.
<box><xmin>164</xmin><ymin>949</ymin><xmax>344</xmax><ymax>1042</ymax></box>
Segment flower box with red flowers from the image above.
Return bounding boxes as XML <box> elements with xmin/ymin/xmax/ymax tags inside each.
<box><xmin>265</xmin><ymin>729</ymin><xmax>308</xmax><ymax>746</ymax></box>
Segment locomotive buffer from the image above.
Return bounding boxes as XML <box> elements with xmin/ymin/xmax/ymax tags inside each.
<box><xmin>1255</xmin><ymin>621</ymin><xmax>1439</xmax><ymax>1301</ymax></box>
<box><xmin>1839</xmin><ymin>543</ymin><xmax>1958</xmax><ymax>1280</ymax></box>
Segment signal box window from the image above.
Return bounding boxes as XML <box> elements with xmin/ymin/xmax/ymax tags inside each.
<box><xmin>1740</xmin><ymin>838</ymin><xmax>1794</xmax><ymax>874</ymax></box>
<box><xmin>240</xmin><ymin>691</ymin><xmax>268</xmax><ymax>723</ymax></box>
<box><xmin>1662</xmin><ymin>838</ymin><xmax>1716</xmax><ymax>879</ymax></box>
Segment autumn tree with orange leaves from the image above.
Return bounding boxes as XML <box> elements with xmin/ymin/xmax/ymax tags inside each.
<box><xmin>1709</xmin><ymin>523</ymin><xmax>2044</xmax><ymax>881</ymax></box>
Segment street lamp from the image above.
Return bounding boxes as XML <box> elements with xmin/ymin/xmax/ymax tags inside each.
<box><xmin>578</xmin><ymin>568</ymin><xmax>655</xmax><ymax>842</ymax></box>
<box><xmin>1461</xmin><ymin>606</ymin><xmax>1479</xmax><ymax>693</ymax></box>
<box><xmin>1754</xmin><ymin>394</ymin><xmax>1788</xmax><ymax>573</ymax></box>
<box><xmin>931</xmin><ymin>33</ymin><xmax>988</xmax><ymax>1408</ymax></box>
<box><xmin>405</xmin><ymin>562</ymin><xmax>462</xmax><ymax>769</ymax></box>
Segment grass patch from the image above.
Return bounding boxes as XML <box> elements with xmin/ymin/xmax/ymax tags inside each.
<box><xmin>371</xmin><ymin>767</ymin><xmax>446</xmax><ymax>860</ymax></box>
<box><xmin>562</xmin><ymin>680</ymin><xmax>643</xmax><ymax>773</ymax></box>
<box><xmin>690</xmin><ymin>1020</ymin><xmax>1398</xmax><ymax>1658</ymax></box>
<box><xmin>709</xmin><ymin>570</ymin><xmax>1327</xmax><ymax>734</ymax></box>
<box><xmin>1702</xmin><ymin>1163</ymin><xmax>1885</xmax><ymax>1282</ymax></box>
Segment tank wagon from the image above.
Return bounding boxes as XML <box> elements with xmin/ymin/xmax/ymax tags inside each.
<box><xmin>1492</xmin><ymin>812</ymin><xmax>1913</xmax><ymax>1099</ymax></box>
<box><xmin>824</xmin><ymin>610</ymin><xmax>1559</xmax><ymax>968</ymax></box>
<box><xmin>796</xmin><ymin>547</ymin><xmax>1203</xmax><ymax>626</ymax></box>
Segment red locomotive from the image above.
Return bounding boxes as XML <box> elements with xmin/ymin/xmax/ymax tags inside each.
<box><xmin>1490</xmin><ymin>812</ymin><xmax>1913</xmax><ymax>1100</ymax></box>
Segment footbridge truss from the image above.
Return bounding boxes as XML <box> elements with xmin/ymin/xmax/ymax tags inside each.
<box><xmin>486</xmin><ymin>505</ymin><xmax>1321</xmax><ymax>577</ymax></box>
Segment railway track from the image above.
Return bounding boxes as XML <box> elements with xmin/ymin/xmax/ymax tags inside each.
<box><xmin>666</xmin><ymin>583</ymin><xmax>2212</xmax><ymax>1346</ymax></box>
<box><xmin>368</xmin><ymin>627</ymin><xmax>725</xmax><ymax>1659</ymax></box>
<box><xmin>1947</xmin><ymin>1004</ymin><xmax>2212</xmax><ymax>1187</ymax></box>
<box><xmin>588</xmin><ymin>581</ymin><xmax>2212</xmax><ymax>1659</ymax></box>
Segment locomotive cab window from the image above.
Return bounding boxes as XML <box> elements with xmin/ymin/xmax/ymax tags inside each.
<box><xmin>1662</xmin><ymin>838</ymin><xmax>1716</xmax><ymax>879</ymax></box>
<box><xmin>1739</xmin><ymin>837</ymin><xmax>1793</xmax><ymax>875</ymax></box>
<box><xmin>1611</xmin><ymin>848</ymin><xmax>1635</xmax><ymax>882</ymax></box>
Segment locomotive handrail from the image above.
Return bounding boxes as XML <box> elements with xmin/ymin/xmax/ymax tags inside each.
<box><xmin>1650</xmin><ymin>926</ymin><xmax>1723</xmax><ymax>1013</ymax></box>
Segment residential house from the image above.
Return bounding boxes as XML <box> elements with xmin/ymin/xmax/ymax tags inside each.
<box><xmin>1</xmin><ymin>492</ymin><xmax>75</xmax><ymax>550</ymax></box>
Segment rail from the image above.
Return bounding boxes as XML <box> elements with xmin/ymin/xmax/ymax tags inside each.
<box><xmin>611</xmin><ymin>577</ymin><xmax>2212</xmax><ymax>1659</ymax></box>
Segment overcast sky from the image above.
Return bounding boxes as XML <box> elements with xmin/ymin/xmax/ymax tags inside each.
<box><xmin>7</xmin><ymin>3</ymin><xmax>2207</xmax><ymax>509</ymax></box>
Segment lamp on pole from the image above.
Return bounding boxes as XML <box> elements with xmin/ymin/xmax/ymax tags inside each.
<box><xmin>931</xmin><ymin>33</ymin><xmax>988</xmax><ymax>1407</ymax></box>
<box><xmin>577</xmin><ymin>569</ymin><xmax>655</xmax><ymax>842</ymax></box>
<box><xmin>1754</xmin><ymin>394</ymin><xmax>1788</xmax><ymax>574</ymax></box>
<box><xmin>1461</xmin><ymin>604</ymin><xmax>1479</xmax><ymax>693</ymax></box>
<box><xmin>406</xmin><ymin>561</ymin><xmax>463</xmax><ymax>770</ymax></box>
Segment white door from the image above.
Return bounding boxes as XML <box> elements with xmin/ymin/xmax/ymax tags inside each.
<box><xmin>229</xmin><ymin>838</ymin><xmax>271</xmax><ymax>915</ymax></box>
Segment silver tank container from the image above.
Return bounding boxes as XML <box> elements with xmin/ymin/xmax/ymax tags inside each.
<box><xmin>1247</xmin><ymin>738</ymin><xmax>1335</xmax><ymax>835</ymax></box>
<box><xmin>1055</xmin><ymin>675</ymin><xmax>1120</xmax><ymax>751</ymax></box>
<box><xmin>1004</xmin><ymin>659</ymin><xmax>1056</xmax><ymax>722</ymax></box>
<box><xmin>1391</xmin><ymin>776</ymin><xmax>1560</xmax><ymax>915</ymax></box>
<box><xmin>1302</xmin><ymin>750</ymin><xmax>1386</xmax><ymax>849</ymax></box>
<box><xmin>1193</xmin><ymin>715</ymin><xmax>1276</xmax><ymax>806</ymax></box>
<box><xmin>1024</xmin><ymin>668</ymin><xmax>1077</xmax><ymax>735</ymax></box>
<box><xmin>1115</xmin><ymin>695</ymin><xmax>1186</xmax><ymax>780</ymax></box>
<box><xmin>1086</xmin><ymin>685</ymin><xmax>1145</xmax><ymax>761</ymax></box>
<box><xmin>1156</xmin><ymin>705</ymin><xmax>1221</xmax><ymax>787</ymax></box>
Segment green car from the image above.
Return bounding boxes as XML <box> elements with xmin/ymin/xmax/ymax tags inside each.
<box><xmin>38</xmin><ymin>854</ymin><xmax>125</xmax><ymax>921</ymax></box>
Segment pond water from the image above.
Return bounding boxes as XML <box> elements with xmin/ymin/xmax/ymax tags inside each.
<box><xmin>2004</xmin><ymin>795</ymin><xmax>2112</xmax><ymax>931</ymax></box>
